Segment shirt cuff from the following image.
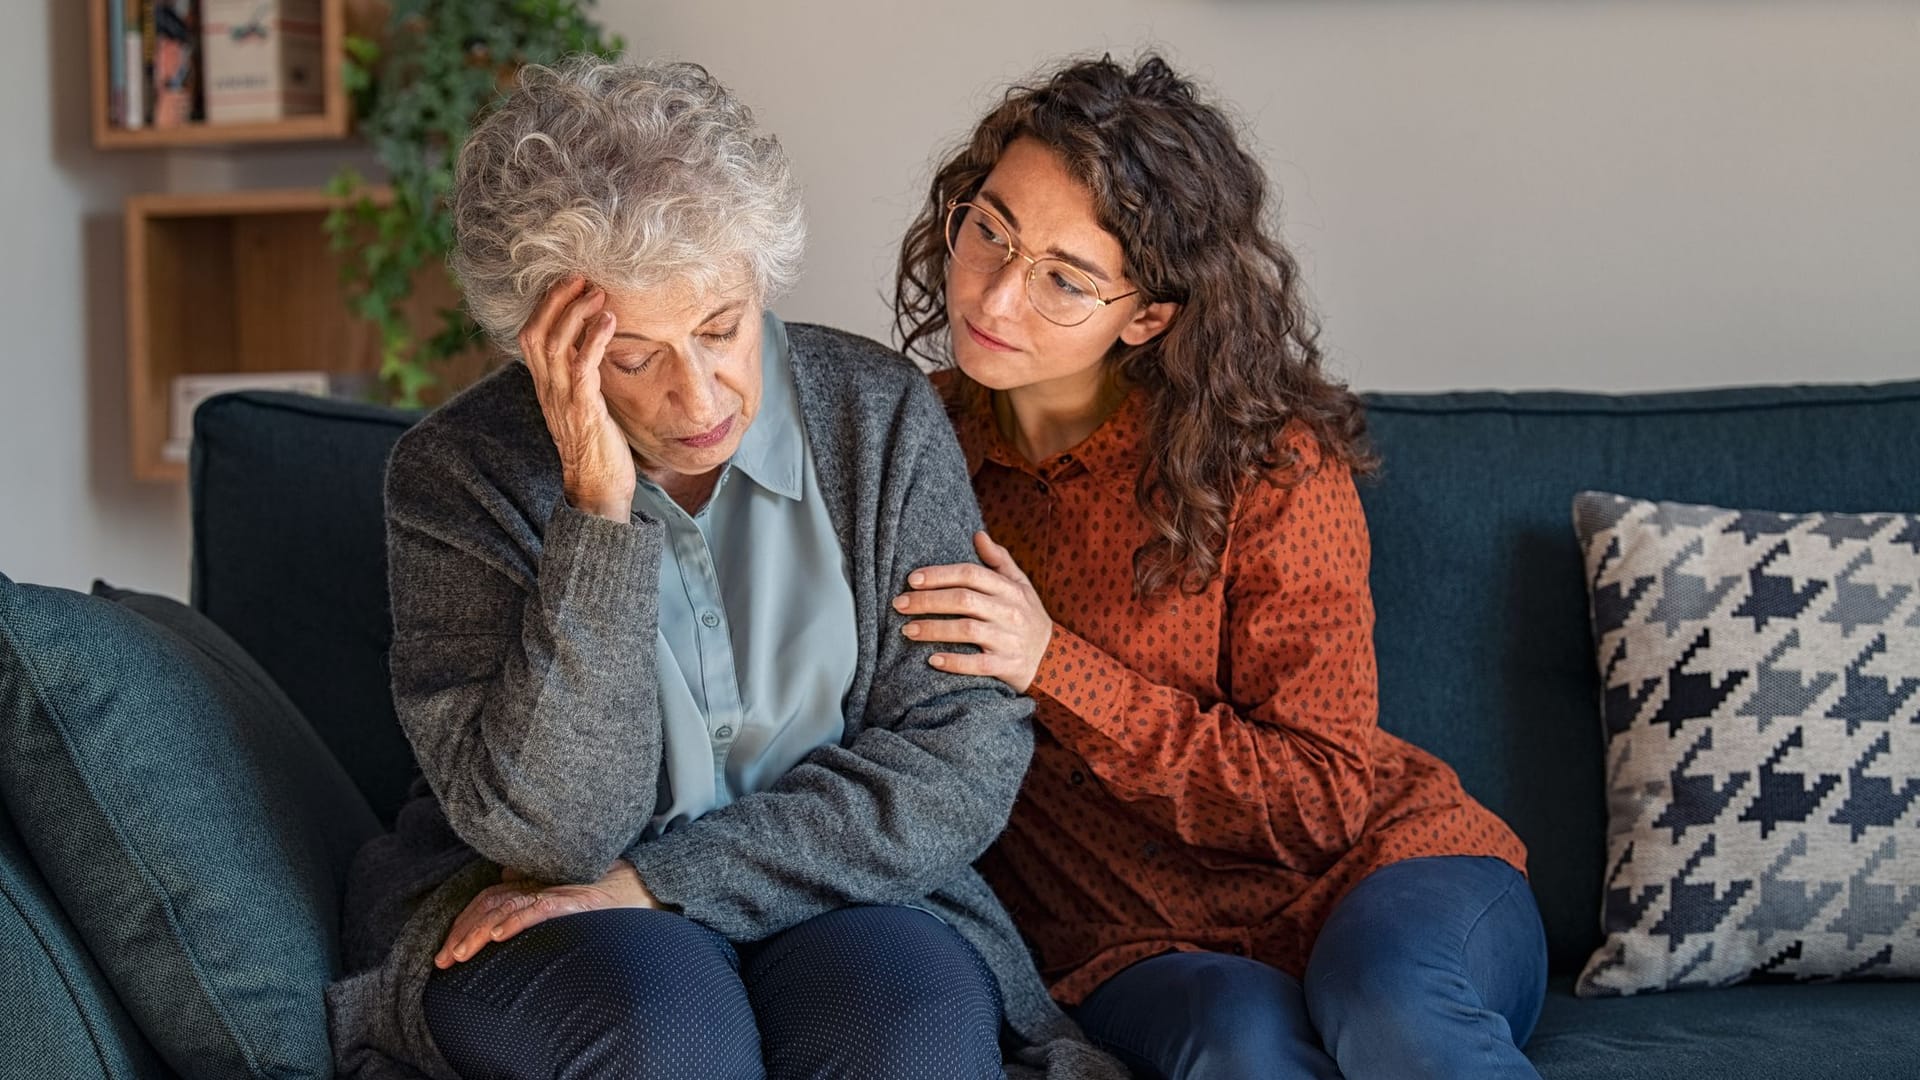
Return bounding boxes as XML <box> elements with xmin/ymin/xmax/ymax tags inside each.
<box><xmin>538</xmin><ymin>500</ymin><xmax>665</xmax><ymax>625</ymax></box>
<box><xmin>621</xmin><ymin>835</ymin><xmax>702</xmax><ymax>917</ymax></box>
<box><xmin>1029</xmin><ymin>621</ymin><xmax>1128</xmax><ymax>737</ymax></box>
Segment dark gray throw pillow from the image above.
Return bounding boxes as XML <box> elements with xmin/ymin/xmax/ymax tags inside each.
<box><xmin>0</xmin><ymin>574</ymin><xmax>381</xmax><ymax>1079</ymax></box>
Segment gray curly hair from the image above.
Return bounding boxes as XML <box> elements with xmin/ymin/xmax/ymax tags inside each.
<box><xmin>452</xmin><ymin>56</ymin><xmax>805</xmax><ymax>357</ymax></box>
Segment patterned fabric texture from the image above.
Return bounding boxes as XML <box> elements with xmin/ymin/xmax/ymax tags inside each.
<box><xmin>1572</xmin><ymin>491</ymin><xmax>1920</xmax><ymax>997</ymax></box>
<box><xmin>948</xmin><ymin>377</ymin><xmax>1525</xmax><ymax>1003</ymax></box>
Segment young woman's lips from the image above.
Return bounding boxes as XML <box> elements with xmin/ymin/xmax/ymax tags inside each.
<box><xmin>676</xmin><ymin>416</ymin><xmax>735</xmax><ymax>449</ymax></box>
<box><xmin>965</xmin><ymin>319</ymin><xmax>1018</xmax><ymax>353</ymax></box>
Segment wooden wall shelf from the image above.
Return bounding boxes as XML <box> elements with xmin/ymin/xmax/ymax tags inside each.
<box><xmin>89</xmin><ymin>0</ymin><xmax>357</xmax><ymax>150</ymax></box>
<box><xmin>125</xmin><ymin>187</ymin><xmax>491</xmax><ymax>482</ymax></box>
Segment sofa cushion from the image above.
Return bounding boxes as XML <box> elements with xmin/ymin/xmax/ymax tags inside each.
<box><xmin>1527</xmin><ymin>975</ymin><xmax>1920</xmax><ymax>1079</ymax></box>
<box><xmin>0</xmin><ymin>807</ymin><xmax>168</xmax><ymax>1080</ymax></box>
<box><xmin>1359</xmin><ymin>379</ymin><xmax>1920</xmax><ymax>973</ymax></box>
<box><xmin>1570</xmin><ymin>492</ymin><xmax>1920</xmax><ymax>995</ymax></box>
<box><xmin>191</xmin><ymin>390</ymin><xmax>422</xmax><ymax>824</ymax></box>
<box><xmin>0</xmin><ymin>574</ymin><xmax>381</xmax><ymax>1079</ymax></box>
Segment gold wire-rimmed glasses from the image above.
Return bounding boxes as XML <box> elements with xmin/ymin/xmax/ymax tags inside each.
<box><xmin>944</xmin><ymin>198</ymin><xmax>1140</xmax><ymax>327</ymax></box>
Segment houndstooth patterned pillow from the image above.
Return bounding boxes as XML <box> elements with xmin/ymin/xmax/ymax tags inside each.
<box><xmin>1572</xmin><ymin>491</ymin><xmax>1920</xmax><ymax>997</ymax></box>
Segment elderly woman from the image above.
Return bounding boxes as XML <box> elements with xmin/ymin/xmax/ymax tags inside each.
<box><xmin>323</xmin><ymin>58</ymin><xmax>1123</xmax><ymax>1080</ymax></box>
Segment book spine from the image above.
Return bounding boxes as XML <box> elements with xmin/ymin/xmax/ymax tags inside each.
<box><xmin>121</xmin><ymin>30</ymin><xmax>145</xmax><ymax>129</ymax></box>
<box><xmin>137</xmin><ymin>0</ymin><xmax>155</xmax><ymax>127</ymax></box>
<box><xmin>151</xmin><ymin>0</ymin><xmax>197</xmax><ymax>128</ymax></box>
<box><xmin>123</xmin><ymin>0</ymin><xmax>142</xmax><ymax>124</ymax></box>
<box><xmin>109</xmin><ymin>0</ymin><xmax>125</xmax><ymax>127</ymax></box>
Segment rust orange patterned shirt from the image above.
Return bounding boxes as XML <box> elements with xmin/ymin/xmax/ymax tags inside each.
<box><xmin>942</xmin><ymin>376</ymin><xmax>1528</xmax><ymax>1006</ymax></box>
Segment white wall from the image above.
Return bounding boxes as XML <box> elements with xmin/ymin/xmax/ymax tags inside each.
<box><xmin>612</xmin><ymin>0</ymin><xmax>1920</xmax><ymax>391</ymax></box>
<box><xmin>4</xmin><ymin>0</ymin><xmax>1917</xmax><ymax>599</ymax></box>
<box><xmin>2</xmin><ymin>2</ymin><xmax>176</xmax><ymax>598</ymax></box>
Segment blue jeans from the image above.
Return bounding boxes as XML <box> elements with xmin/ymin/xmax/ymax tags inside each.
<box><xmin>1075</xmin><ymin>856</ymin><xmax>1548</xmax><ymax>1079</ymax></box>
<box><xmin>423</xmin><ymin>904</ymin><xmax>1003</xmax><ymax>1080</ymax></box>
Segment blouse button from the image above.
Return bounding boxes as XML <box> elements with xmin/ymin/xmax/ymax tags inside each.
<box><xmin>1035</xmin><ymin>478</ymin><xmax>1051</xmax><ymax>495</ymax></box>
<box><xmin>1069</xmin><ymin>770</ymin><xmax>1086</xmax><ymax>786</ymax></box>
<box><xmin>700</xmin><ymin>611</ymin><xmax>721</xmax><ymax>628</ymax></box>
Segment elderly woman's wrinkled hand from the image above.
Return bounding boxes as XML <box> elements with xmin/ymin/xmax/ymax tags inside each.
<box><xmin>893</xmin><ymin>531</ymin><xmax>1054</xmax><ymax>693</ymax></box>
<box><xmin>433</xmin><ymin>858</ymin><xmax>662</xmax><ymax>968</ymax></box>
<box><xmin>521</xmin><ymin>275</ymin><xmax>636</xmax><ymax>521</ymax></box>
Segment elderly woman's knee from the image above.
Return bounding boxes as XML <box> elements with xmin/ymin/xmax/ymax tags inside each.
<box><xmin>747</xmin><ymin>906</ymin><xmax>1003</xmax><ymax>1080</ymax></box>
<box><xmin>426</xmin><ymin>908</ymin><xmax>760</xmax><ymax>1077</ymax></box>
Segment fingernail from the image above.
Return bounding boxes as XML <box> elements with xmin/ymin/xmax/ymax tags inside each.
<box><xmin>903</xmin><ymin>624</ymin><xmax>920</xmax><ymax>637</ymax></box>
<box><xmin>930</xmin><ymin>655</ymin><xmax>946</xmax><ymax>667</ymax></box>
<box><xmin>909</xmin><ymin>572</ymin><xmax>925</xmax><ymax>586</ymax></box>
<box><xmin>893</xmin><ymin>596</ymin><xmax>909</xmax><ymax>610</ymax></box>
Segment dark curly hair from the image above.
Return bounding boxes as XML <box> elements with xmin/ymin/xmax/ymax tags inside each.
<box><xmin>895</xmin><ymin>54</ymin><xmax>1377</xmax><ymax>598</ymax></box>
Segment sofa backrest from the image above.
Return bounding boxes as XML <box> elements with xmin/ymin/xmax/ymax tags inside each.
<box><xmin>1358</xmin><ymin>380</ymin><xmax>1920</xmax><ymax>972</ymax></box>
<box><xmin>192</xmin><ymin>391</ymin><xmax>421</xmax><ymax>825</ymax></box>
<box><xmin>191</xmin><ymin>378</ymin><xmax>1920</xmax><ymax>974</ymax></box>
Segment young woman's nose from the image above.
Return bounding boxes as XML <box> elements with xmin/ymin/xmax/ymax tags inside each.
<box><xmin>978</xmin><ymin>260</ymin><xmax>1028</xmax><ymax>322</ymax></box>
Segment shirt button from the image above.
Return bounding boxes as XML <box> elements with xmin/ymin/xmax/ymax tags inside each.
<box><xmin>1069</xmin><ymin>770</ymin><xmax>1086</xmax><ymax>786</ymax></box>
<box><xmin>700</xmin><ymin>611</ymin><xmax>721</xmax><ymax>628</ymax></box>
<box><xmin>1035</xmin><ymin>478</ymin><xmax>1050</xmax><ymax>495</ymax></box>
<box><xmin>714</xmin><ymin>725</ymin><xmax>733</xmax><ymax>739</ymax></box>
<box><xmin>1142</xmin><ymin>842</ymin><xmax>1160</xmax><ymax>858</ymax></box>
<box><xmin>1058</xmin><ymin>454</ymin><xmax>1073</xmax><ymax>465</ymax></box>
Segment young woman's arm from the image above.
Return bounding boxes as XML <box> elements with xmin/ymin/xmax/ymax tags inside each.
<box><xmin>1029</xmin><ymin>452</ymin><xmax>1378</xmax><ymax>868</ymax></box>
<box><xmin>902</xmin><ymin>433</ymin><xmax>1379</xmax><ymax>870</ymax></box>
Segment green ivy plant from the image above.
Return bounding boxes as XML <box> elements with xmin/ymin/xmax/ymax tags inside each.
<box><xmin>325</xmin><ymin>0</ymin><xmax>624</xmax><ymax>407</ymax></box>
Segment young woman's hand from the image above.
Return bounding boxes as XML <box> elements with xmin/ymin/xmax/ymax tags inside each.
<box><xmin>434</xmin><ymin>859</ymin><xmax>661</xmax><ymax>969</ymax></box>
<box><xmin>894</xmin><ymin>531</ymin><xmax>1053</xmax><ymax>693</ymax></box>
<box><xmin>520</xmin><ymin>275</ymin><xmax>634</xmax><ymax>521</ymax></box>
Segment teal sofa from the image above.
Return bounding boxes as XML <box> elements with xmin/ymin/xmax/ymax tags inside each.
<box><xmin>4</xmin><ymin>376</ymin><xmax>1918</xmax><ymax>1078</ymax></box>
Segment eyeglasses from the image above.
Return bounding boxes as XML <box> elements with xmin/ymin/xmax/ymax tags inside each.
<box><xmin>944</xmin><ymin>198</ymin><xmax>1140</xmax><ymax>327</ymax></box>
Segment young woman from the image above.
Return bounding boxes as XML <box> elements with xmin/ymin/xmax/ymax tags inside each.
<box><xmin>892</xmin><ymin>55</ymin><xmax>1548</xmax><ymax>1079</ymax></box>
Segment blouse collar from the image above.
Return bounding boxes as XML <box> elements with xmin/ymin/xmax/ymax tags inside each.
<box><xmin>939</xmin><ymin>369</ymin><xmax>1147</xmax><ymax>484</ymax></box>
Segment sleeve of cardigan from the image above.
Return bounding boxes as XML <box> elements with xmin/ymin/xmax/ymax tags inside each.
<box><xmin>622</xmin><ymin>381</ymin><xmax>1036</xmax><ymax>940</ymax></box>
<box><xmin>384</xmin><ymin>426</ymin><xmax>667</xmax><ymax>886</ymax></box>
<box><xmin>1025</xmin><ymin>443</ymin><xmax>1379</xmax><ymax>868</ymax></box>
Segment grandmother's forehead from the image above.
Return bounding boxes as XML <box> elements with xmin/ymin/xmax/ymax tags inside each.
<box><xmin>600</xmin><ymin>281</ymin><xmax>754</xmax><ymax>327</ymax></box>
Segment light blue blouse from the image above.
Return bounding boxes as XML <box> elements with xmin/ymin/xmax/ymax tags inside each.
<box><xmin>632</xmin><ymin>312</ymin><xmax>859</xmax><ymax>838</ymax></box>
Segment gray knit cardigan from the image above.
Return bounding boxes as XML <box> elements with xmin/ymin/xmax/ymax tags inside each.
<box><xmin>324</xmin><ymin>323</ymin><xmax>1126</xmax><ymax>1079</ymax></box>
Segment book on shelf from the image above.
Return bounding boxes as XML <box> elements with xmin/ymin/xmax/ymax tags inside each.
<box><xmin>151</xmin><ymin>0</ymin><xmax>200</xmax><ymax>128</ymax></box>
<box><xmin>138</xmin><ymin>1</ymin><xmax>156</xmax><ymax>119</ymax></box>
<box><xmin>119</xmin><ymin>1</ymin><xmax>147</xmax><ymax>130</ymax></box>
<box><xmin>202</xmin><ymin>0</ymin><xmax>325</xmax><ymax>124</ymax></box>
<box><xmin>108</xmin><ymin>0</ymin><xmax>124</xmax><ymax>127</ymax></box>
<box><xmin>107</xmin><ymin>0</ymin><xmax>328</xmax><ymax>132</ymax></box>
<box><xmin>112</xmin><ymin>1</ymin><xmax>182</xmax><ymax>131</ymax></box>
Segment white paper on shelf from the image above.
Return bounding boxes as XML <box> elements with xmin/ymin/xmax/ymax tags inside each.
<box><xmin>169</xmin><ymin>371</ymin><xmax>331</xmax><ymax>444</ymax></box>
